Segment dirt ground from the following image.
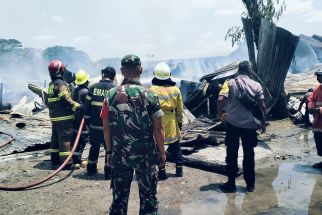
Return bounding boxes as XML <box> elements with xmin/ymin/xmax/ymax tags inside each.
<box><xmin>0</xmin><ymin>119</ymin><xmax>321</xmax><ymax>215</ymax></box>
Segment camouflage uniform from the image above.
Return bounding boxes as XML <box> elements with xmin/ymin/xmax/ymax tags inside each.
<box><xmin>103</xmin><ymin>78</ymin><xmax>163</xmax><ymax>215</ymax></box>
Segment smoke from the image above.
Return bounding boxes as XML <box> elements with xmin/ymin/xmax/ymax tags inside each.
<box><xmin>0</xmin><ymin>41</ymin><xmax>249</xmax><ymax>105</ymax></box>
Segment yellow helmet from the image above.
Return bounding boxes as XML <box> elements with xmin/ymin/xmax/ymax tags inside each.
<box><xmin>153</xmin><ymin>62</ymin><xmax>171</xmax><ymax>80</ymax></box>
<box><xmin>75</xmin><ymin>69</ymin><xmax>90</xmax><ymax>85</ymax></box>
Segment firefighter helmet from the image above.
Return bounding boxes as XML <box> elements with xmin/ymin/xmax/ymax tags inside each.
<box><xmin>75</xmin><ymin>69</ymin><xmax>90</xmax><ymax>85</ymax></box>
<box><xmin>48</xmin><ymin>60</ymin><xmax>65</xmax><ymax>78</ymax></box>
<box><xmin>153</xmin><ymin>62</ymin><xmax>171</xmax><ymax>80</ymax></box>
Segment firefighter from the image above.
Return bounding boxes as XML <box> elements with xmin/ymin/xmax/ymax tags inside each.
<box><xmin>71</xmin><ymin>70</ymin><xmax>90</xmax><ymax>169</ymax></box>
<box><xmin>47</xmin><ymin>59</ymin><xmax>80</xmax><ymax>169</ymax></box>
<box><xmin>308</xmin><ymin>70</ymin><xmax>322</xmax><ymax>168</ymax></box>
<box><xmin>84</xmin><ymin>66</ymin><xmax>116</xmax><ymax>178</ymax></box>
<box><xmin>150</xmin><ymin>62</ymin><xmax>184</xmax><ymax>179</ymax></box>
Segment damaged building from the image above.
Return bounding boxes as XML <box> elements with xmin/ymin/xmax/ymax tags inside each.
<box><xmin>0</xmin><ymin>18</ymin><xmax>306</xmax><ymax>176</ymax></box>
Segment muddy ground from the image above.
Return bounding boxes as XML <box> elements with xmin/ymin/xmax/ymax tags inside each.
<box><xmin>1</xmin><ymin>119</ymin><xmax>322</xmax><ymax>215</ymax></box>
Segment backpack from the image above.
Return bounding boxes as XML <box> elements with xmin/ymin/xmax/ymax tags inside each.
<box><xmin>109</xmin><ymin>85</ymin><xmax>153</xmax><ymax>138</ymax></box>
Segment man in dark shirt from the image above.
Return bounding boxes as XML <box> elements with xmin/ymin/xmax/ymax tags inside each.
<box><xmin>84</xmin><ymin>66</ymin><xmax>117</xmax><ymax>178</ymax></box>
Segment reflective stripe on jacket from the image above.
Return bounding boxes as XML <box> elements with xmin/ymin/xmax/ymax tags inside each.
<box><xmin>47</xmin><ymin>79</ymin><xmax>78</xmax><ymax>123</ymax></box>
<box><xmin>84</xmin><ymin>79</ymin><xmax>116</xmax><ymax>130</ymax></box>
<box><xmin>308</xmin><ymin>84</ymin><xmax>322</xmax><ymax>132</ymax></box>
<box><xmin>150</xmin><ymin>85</ymin><xmax>183</xmax><ymax>144</ymax></box>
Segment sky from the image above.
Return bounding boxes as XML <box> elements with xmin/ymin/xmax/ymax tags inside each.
<box><xmin>1</xmin><ymin>0</ymin><xmax>322</xmax><ymax>61</ymax></box>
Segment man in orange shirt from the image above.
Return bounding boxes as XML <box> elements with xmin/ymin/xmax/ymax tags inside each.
<box><xmin>308</xmin><ymin>70</ymin><xmax>322</xmax><ymax>168</ymax></box>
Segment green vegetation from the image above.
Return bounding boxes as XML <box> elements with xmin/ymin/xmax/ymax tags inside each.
<box><xmin>225</xmin><ymin>0</ymin><xmax>286</xmax><ymax>47</ymax></box>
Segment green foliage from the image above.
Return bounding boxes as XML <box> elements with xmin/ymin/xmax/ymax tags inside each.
<box><xmin>0</xmin><ymin>39</ymin><xmax>22</xmax><ymax>54</ymax></box>
<box><xmin>226</xmin><ymin>0</ymin><xmax>286</xmax><ymax>47</ymax></box>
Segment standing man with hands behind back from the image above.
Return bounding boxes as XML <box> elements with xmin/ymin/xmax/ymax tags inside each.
<box><xmin>217</xmin><ymin>61</ymin><xmax>266</xmax><ymax>193</ymax></box>
<box><xmin>101</xmin><ymin>54</ymin><xmax>166</xmax><ymax>215</ymax></box>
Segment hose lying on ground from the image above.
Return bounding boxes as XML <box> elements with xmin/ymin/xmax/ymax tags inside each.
<box><xmin>0</xmin><ymin>119</ymin><xmax>84</xmax><ymax>191</ymax></box>
<box><xmin>0</xmin><ymin>131</ymin><xmax>15</xmax><ymax>149</ymax></box>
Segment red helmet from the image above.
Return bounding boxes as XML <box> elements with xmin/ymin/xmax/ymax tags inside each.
<box><xmin>48</xmin><ymin>59</ymin><xmax>65</xmax><ymax>78</ymax></box>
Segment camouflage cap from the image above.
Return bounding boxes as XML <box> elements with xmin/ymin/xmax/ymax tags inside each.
<box><xmin>121</xmin><ymin>54</ymin><xmax>141</xmax><ymax>67</ymax></box>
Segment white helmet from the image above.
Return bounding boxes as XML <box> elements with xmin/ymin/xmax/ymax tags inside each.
<box><xmin>153</xmin><ymin>62</ymin><xmax>171</xmax><ymax>80</ymax></box>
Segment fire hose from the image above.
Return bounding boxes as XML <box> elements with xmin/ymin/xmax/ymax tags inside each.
<box><xmin>0</xmin><ymin>131</ymin><xmax>15</xmax><ymax>148</ymax></box>
<box><xmin>0</xmin><ymin>118</ymin><xmax>84</xmax><ymax>191</ymax></box>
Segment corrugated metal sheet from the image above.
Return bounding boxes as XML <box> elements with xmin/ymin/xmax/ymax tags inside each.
<box><xmin>0</xmin><ymin>110</ymin><xmax>51</xmax><ymax>156</ymax></box>
<box><xmin>243</xmin><ymin>18</ymin><xmax>300</xmax><ymax>109</ymax></box>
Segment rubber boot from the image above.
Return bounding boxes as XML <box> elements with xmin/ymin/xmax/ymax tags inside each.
<box><xmin>61</xmin><ymin>157</ymin><xmax>73</xmax><ymax>170</ymax></box>
<box><xmin>176</xmin><ymin>164</ymin><xmax>183</xmax><ymax>177</ymax></box>
<box><xmin>72</xmin><ymin>155</ymin><xmax>81</xmax><ymax>170</ymax></box>
<box><xmin>158</xmin><ymin>166</ymin><xmax>167</xmax><ymax>180</ymax></box>
<box><xmin>87</xmin><ymin>163</ymin><xmax>98</xmax><ymax>176</ymax></box>
<box><xmin>51</xmin><ymin>153</ymin><xmax>60</xmax><ymax>170</ymax></box>
<box><xmin>104</xmin><ymin>166</ymin><xmax>111</xmax><ymax>180</ymax></box>
<box><xmin>62</xmin><ymin>162</ymin><xmax>73</xmax><ymax>170</ymax></box>
<box><xmin>219</xmin><ymin>177</ymin><xmax>236</xmax><ymax>193</ymax></box>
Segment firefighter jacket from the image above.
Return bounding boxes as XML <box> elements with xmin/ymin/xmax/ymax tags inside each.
<box><xmin>84</xmin><ymin>79</ymin><xmax>116</xmax><ymax>130</ymax></box>
<box><xmin>47</xmin><ymin>78</ymin><xmax>79</xmax><ymax>123</ymax></box>
<box><xmin>308</xmin><ymin>84</ymin><xmax>322</xmax><ymax>132</ymax></box>
<box><xmin>150</xmin><ymin>85</ymin><xmax>183</xmax><ymax>144</ymax></box>
<box><xmin>72</xmin><ymin>85</ymin><xmax>89</xmax><ymax>134</ymax></box>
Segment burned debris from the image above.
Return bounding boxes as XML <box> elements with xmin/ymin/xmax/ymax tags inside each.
<box><xmin>0</xmin><ymin>18</ymin><xmax>307</xmax><ymax>176</ymax></box>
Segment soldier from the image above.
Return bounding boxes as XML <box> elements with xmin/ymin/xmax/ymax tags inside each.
<box><xmin>47</xmin><ymin>59</ymin><xmax>80</xmax><ymax>169</ymax></box>
<box><xmin>71</xmin><ymin>70</ymin><xmax>90</xmax><ymax>169</ymax></box>
<box><xmin>101</xmin><ymin>54</ymin><xmax>166</xmax><ymax>214</ymax></box>
<box><xmin>150</xmin><ymin>62</ymin><xmax>184</xmax><ymax>179</ymax></box>
<box><xmin>84</xmin><ymin>66</ymin><xmax>116</xmax><ymax>177</ymax></box>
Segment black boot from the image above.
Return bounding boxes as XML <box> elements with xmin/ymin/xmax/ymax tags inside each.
<box><xmin>87</xmin><ymin>163</ymin><xmax>98</xmax><ymax>176</ymax></box>
<box><xmin>51</xmin><ymin>153</ymin><xmax>60</xmax><ymax>170</ymax></box>
<box><xmin>104</xmin><ymin>166</ymin><xmax>111</xmax><ymax>180</ymax></box>
<box><xmin>158</xmin><ymin>166</ymin><xmax>167</xmax><ymax>180</ymax></box>
<box><xmin>176</xmin><ymin>164</ymin><xmax>183</xmax><ymax>177</ymax></box>
<box><xmin>219</xmin><ymin>177</ymin><xmax>236</xmax><ymax>193</ymax></box>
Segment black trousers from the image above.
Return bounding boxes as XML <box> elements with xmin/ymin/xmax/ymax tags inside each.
<box><xmin>314</xmin><ymin>132</ymin><xmax>322</xmax><ymax>156</ymax></box>
<box><xmin>225</xmin><ymin>123</ymin><xmax>257</xmax><ymax>186</ymax></box>
<box><xmin>71</xmin><ymin>132</ymin><xmax>88</xmax><ymax>164</ymax></box>
<box><xmin>88</xmin><ymin>128</ymin><xmax>106</xmax><ymax>168</ymax></box>
<box><xmin>166</xmin><ymin>140</ymin><xmax>183</xmax><ymax>165</ymax></box>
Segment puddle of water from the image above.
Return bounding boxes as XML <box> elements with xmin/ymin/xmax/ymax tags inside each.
<box><xmin>297</xmin><ymin>131</ymin><xmax>314</xmax><ymax>145</ymax></box>
<box><xmin>180</xmin><ymin>163</ymin><xmax>322</xmax><ymax>215</ymax></box>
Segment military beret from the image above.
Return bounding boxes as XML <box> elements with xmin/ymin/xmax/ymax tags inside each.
<box><xmin>121</xmin><ymin>54</ymin><xmax>141</xmax><ymax>67</ymax></box>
